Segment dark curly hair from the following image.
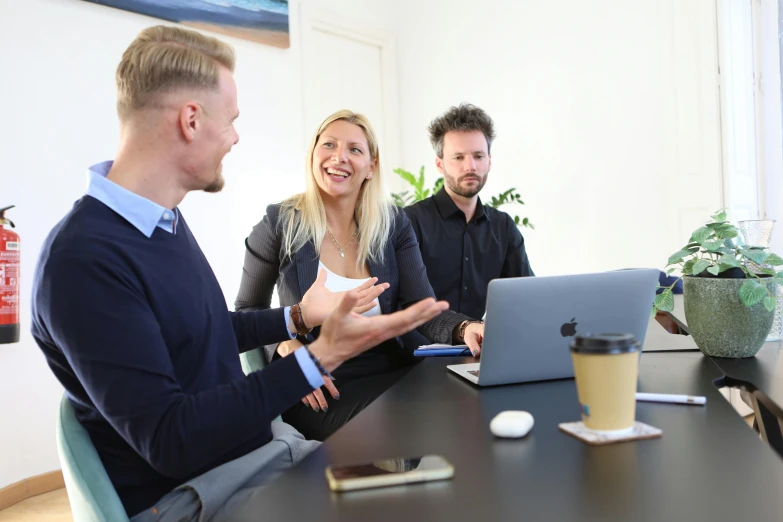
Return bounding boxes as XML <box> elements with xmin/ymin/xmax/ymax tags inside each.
<box><xmin>428</xmin><ymin>103</ymin><xmax>495</xmax><ymax>158</ymax></box>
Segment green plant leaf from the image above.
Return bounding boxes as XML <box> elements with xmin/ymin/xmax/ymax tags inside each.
<box><xmin>766</xmin><ymin>253</ymin><xmax>783</xmax><ymax>266</ymax></box>
<box><xmin>719</xmin><ymin>227</ymin><xmax>738</xmax><ymax>239</ymax></box>
<box><xmin>691</xmin><ymin>226</ymin><xmax>712</xmax><ymax>243</ymax></box>
<box><xmin>650</xmin><ymin>306</ymin><xmax>657</xmax><ymax>318</ymax></box>
<box><xmin>433</xmin><ymin>177</ymin><xmax>444</xmax><ymax>193</ymax></box>
<box><xmin>764</xmin><ymin>295</ymin><xmax>777</xmax><ymax>312</ymax></box>
<box><xmin>739</xmin><ymin>280</ymin><xmax>766</xmax><ymax>307</ymax></box>
<box><xmin>718</xmin><ymin>255</ymin><xmax>740</xmax><ymax>267</ymax></box>
<box><xmin>394</xmin><ymin>168</ymin><xmax>418</xmax><ymax>187</ymax></box>
<box><xmin>712</xmin><ymin>210</ymin><xmax>727</xmax><ymax>222</ymax></box>
<box><xmin>666</xmin><ymin>268</ymin><xmax>676</xmax><ymax>276</ymax></box>
<box><xmin>514</xmin><ymin>215</ymin><xmax>520</xmax><ymax>225</ymax></box>
<box><xmin>706</xmin><ymin>265</ymin><xmax>721</xmax><ymax>276</ymax></box>
<box><xmin>702</xmin><ymin>240</ymin><xmax>723</xmax><ymax>252</ymax></box>
<box><xmin>742</xmin><ymin>249</ymin><xmax>769</xmax><ymax>265</ymax></box>
<box><xmin>682</xmin><ymin>258</ymin><xmax>696</xmax><ymax>275</ymax></box>
<box><xmin>654</xmin><ymin>290</ymin><xmax>675</xmax><ymax>312</ymax></box>
<box><xmin>692</xmin><ymin>259</ymin><xmax>711</xmax><ymax>275</ymax></box>
<box><xmin>668</xmin><ymin>249</ymin><xmax>692</xmax><ymax>265</ymax></box>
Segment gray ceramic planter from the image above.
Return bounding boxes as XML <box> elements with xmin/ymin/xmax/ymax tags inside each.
<box><xmin>683</xmin><ymin>276</ymin><xmax>775</xmax><ymax>358</ymax></box>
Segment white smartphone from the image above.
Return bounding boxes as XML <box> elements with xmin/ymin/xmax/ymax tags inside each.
<box><xmin>325</xmin><ymin>455</ymin><xmax>455</xmax><ymax>492</ymax></box>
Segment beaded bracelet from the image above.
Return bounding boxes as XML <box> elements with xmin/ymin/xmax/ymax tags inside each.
<box><xmin>305</xmin><ymin>345</ymin><xmax>335</xmax><ymax>381</ymax></box>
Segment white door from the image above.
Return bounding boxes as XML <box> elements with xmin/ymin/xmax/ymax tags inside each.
<box><xmin>299</xmin><ymin>7</ymin><xmax>400</xmax><ymax>178</ymax></box>
<box><xmin>717</xmin><ymin>0</ymin><xmax>761</xmax><ymax>222</ymax></box>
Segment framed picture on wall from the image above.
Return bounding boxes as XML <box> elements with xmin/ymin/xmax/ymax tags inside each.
<box><xmin>81</xmin><ymin>0</ymin><xmax>290</xmax><ymax>48</ymax></box>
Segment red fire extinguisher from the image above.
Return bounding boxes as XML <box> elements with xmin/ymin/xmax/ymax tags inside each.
<box><xmin>0</xmin><ymin>206</ymin><xmax>20</xmax><ymax>344</ymax></box>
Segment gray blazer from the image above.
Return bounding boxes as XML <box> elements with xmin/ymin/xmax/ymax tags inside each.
<box><xmin>234</xmin><ymin>203</ymin><xmax>472</xmax><ymax>362</ymax></box>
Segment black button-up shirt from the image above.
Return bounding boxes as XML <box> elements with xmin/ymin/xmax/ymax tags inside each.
<box><xmin>405</xmin><ymin>188</ymin><xmax>534</xmax><ymax>320</ymax></box>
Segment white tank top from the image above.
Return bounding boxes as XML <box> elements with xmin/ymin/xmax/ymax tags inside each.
<box><xmin>318</xmin><ymin>261</ymin><xmax>382</xmax><ymax>317</ymax></box>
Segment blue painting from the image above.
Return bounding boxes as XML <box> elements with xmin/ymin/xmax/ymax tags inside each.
<box><xmin>83</xmin><ymin>0</ymin><xmax>290</xmax><ymax>48</ymax></box>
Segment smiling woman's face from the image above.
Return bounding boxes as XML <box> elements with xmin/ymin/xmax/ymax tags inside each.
<box><xmin>311</xmin><ymin>120</ymin><xmax>376</xmax><ymax>200</ymax></box>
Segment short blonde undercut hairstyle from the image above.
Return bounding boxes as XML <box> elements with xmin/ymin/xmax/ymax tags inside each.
<box><xmin>115</xmin><ymin>25</ymin><xmax>236</xmax><ymax>120</ymax></box>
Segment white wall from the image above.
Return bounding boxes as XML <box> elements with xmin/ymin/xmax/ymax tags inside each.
<box><xmin>396</xmin><ymin>0</ymin><xmax>724</xmax><ymax>276</ymax></box>
<box><xmin>0</xmin><ymin>0</ymin><xmax>749</xmax><ymax>491</ymax></box>
<box><xmin>757</xmin><ymin>0</ymin><xmax>783</xmax><ymax>252</ymax></box>
<box><xmin>0</xmin><ymin>0</ymin><xmax>398</xmax><ymax>489</ymax></box>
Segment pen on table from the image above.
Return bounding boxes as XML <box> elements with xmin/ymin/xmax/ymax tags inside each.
<box><xmin>635</xmin><ymin>392</ymin><xmax>706</xmax><ymax>405</ymax></box>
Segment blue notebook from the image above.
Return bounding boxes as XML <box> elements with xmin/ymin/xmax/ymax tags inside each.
<box><xmin>413</xmin><ymin>345</ymin><xmax>471</xmax><ymax>357</ymax></box>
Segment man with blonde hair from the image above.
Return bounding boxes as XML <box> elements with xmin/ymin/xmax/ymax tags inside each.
<box><xmin>31</xmin><ymin>25</ymin><xmax>446</xmax><ymax>521</ymax></box>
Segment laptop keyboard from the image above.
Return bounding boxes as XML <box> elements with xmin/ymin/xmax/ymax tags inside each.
<box><xmin>468</xmin><ymin>370</ymin><xmax>480</xmax><ymax>377</ymax></box>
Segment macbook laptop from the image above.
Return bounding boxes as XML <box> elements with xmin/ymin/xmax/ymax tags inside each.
<box><xmin>447</xmin><ymin>269</ymin><xmax>659</xmax><ymax>386</ymax></box>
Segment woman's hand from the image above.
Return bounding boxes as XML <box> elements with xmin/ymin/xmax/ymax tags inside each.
<box><xmin>277</xmin><ymin>339</ymin><xmax>340</xmax><ymax>412</ymax></box>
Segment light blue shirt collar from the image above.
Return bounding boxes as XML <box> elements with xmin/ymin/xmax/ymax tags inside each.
<box><xmin>86</xmin><ymin>161</ymin><xmax>179</xmax><ymax>238</ymax></box>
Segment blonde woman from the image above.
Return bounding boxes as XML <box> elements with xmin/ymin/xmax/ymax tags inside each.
<box><xmin>235</xmin><ymin>110</ymin><xmax>485</xmax><ymax>440</ymax></box>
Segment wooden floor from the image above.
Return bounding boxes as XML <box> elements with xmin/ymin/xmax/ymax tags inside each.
<box><xmin>0</xmin><ymin>489</ymin><xmax>72</xmax><ymax>522</ymax></box>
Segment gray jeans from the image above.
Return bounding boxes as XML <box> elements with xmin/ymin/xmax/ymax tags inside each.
<box><xmin>130</xmin><ymin>422</ymin><xmax>320</xmax><ymax>522</ymax></box>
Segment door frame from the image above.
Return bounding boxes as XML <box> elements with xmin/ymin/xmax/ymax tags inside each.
<box><xmin>297</xmin><ymin>4</ymin><xmax>401</xmax><ymax>175</ymax></box>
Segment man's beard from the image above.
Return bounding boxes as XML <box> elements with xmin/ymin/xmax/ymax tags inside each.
<box><xmin>445</xmin><ymin>171</ymin><xmax>487</xmax><ymax>198</ymax></box>
<box><xmin>203</xmin><ymin>172</ymin><xmax>225</xmax><ymax>194</ymax></box>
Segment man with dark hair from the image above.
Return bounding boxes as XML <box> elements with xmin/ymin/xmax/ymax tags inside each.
<box><xmin>405</xmin><ymin>103</ymin><xmax>534</xmax><ymax>323</ymax></box>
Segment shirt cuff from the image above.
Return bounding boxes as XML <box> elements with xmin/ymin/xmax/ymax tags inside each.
<box><xmin>293</xmin><ymin>347</ymin><xmax>324</xmax><ymax>390</ymax></box>
<box><xmin>283</xmin><ymin>306</ymin><xmax>297</xmax><ymax>340</ymax></box>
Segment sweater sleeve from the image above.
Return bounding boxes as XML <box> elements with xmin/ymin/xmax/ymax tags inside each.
<box><xmin>228</xmin><ymin>307</ymin><xmax>291</xmax><ymax>354</ymax></box>
<box><xmin>39</xmin><ymin>251</ymin><xmax>315</xmax><ymax>480</ymax></box>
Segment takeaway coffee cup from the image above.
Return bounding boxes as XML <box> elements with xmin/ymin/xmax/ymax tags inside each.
<box><xmin>570</xmin><ymin>333</ymin><xmax>640</xmax><ymax>433</ymax></box>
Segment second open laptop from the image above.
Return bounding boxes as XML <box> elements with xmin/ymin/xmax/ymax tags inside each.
<box><xmin>447</xmin><ymin>269</ymin><xmax>659</xmax><ymax>386</ymax></box>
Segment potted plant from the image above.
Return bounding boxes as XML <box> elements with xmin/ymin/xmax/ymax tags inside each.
<box><xmin>391</xmin><ymin>166</ymin><xmax>534</xmax><ymax>229</ymax></box>
<box><xmin>654</xmin><ymin>210</ymin><xmax>782</xmax><ymax>358</ymax></box>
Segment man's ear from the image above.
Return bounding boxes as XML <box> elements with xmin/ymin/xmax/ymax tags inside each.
<box><xmin>487</xmin><ymin>153</ymin><xmax>492</xmax><ymax>172</ymax></box>
<box><xmin>435</xmin><ymin>155</ymin><xmax>445</xmax><ymax>175</ymax></box>
<box><xmin>178</xmin><ymin>101</ymin><xmax>201</xmax><ymax>142</ymax></box>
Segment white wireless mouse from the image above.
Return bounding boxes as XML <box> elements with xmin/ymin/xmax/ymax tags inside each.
<box><xmin>490</xmin><ymin>410</ymin><xmax>534</xmax><ymax>438</ymax></box>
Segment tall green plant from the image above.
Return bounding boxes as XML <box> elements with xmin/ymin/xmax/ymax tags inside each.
<box><xmin>392</xmin><ymin>166</ymin><xmax>534</xmax><ymax>229</ymax></box>
<box><xmin>653</xmin><ymin>209</ymin><xmax>783</xmax><ymax>317</ymax></box>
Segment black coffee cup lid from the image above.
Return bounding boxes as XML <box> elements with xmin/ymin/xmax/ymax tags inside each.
<box><xmin>570</xmin><ymin>333</ymin><xmax>639</xmax><ymax>354</ymax></box>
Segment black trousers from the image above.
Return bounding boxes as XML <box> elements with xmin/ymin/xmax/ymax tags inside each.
<box><xmin>282</xmin><ymin>365</ymin><xmax>414</xmax><ymax>441</ymax></box>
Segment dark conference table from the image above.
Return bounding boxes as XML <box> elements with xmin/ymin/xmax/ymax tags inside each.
<box><xmin>668</xmin><ymin>294</ymin><xmax>783</xmax><ymax>454</ymax></box>
<box><xmin>229</xmin><ymin>353</ymin><xmax>783</xmax><ymax>521</ymax></box>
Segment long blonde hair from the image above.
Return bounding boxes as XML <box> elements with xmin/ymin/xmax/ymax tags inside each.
<box><xmin>280</xmin><ymin>110</ymin><xmax>394</xmax><ymax>266</ymax></box>
<box><xmin>116</xmin><ymin>25</ymin><xmax>235</xmax><ymax>121</ymax></box>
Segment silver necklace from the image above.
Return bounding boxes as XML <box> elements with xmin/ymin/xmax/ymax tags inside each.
<box><xmin>326</xmin><ymin>226</ymin><xmax>358</xmax><ymax>258</ymax></box>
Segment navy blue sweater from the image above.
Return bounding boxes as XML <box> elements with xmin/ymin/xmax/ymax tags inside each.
<box><xmin>31</xmin><ymin>196</ymin><xmax>313</xmax><ymax>517</ymax></box>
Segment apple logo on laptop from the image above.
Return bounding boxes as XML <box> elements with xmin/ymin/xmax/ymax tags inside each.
<box><xmin>560</xmin><ymin>318</ymin><xmax>578</xmax><ymax>337</ymax></box>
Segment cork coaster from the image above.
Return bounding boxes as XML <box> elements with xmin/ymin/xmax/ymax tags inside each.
<box><xmin>558</xmin><ymin>421</ymin><xmax>662</xmax><ymax>445</ymax></box>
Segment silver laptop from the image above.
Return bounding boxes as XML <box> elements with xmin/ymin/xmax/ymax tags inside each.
<box><xmin>447</xmin><ymin>269</ymin><xmax>659</xmax><ymax>386</ymax></box>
